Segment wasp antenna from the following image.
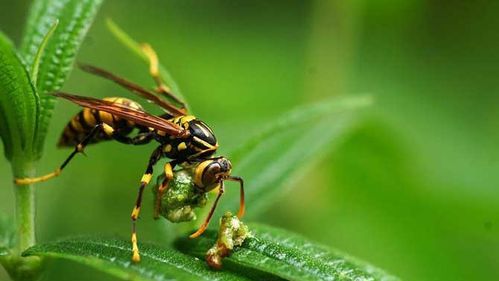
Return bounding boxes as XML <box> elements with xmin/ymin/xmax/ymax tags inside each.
<box><xmin>76</xmin><ymin>62</ymin><xmax>96</xmax><ymax>72</ymax></box>
<box><xmin>52</xmin><ymin>91</ymin><xmax>79</xmax><ymax>98</ymax></box>
<box><xmin>52</xmin><ymin>91</ymin><xmax>68</xmax><ymax>97</ymax></box>
<box><xmin>78</xmin><ymin>63</ymin><xmax>110</xmax><ymax>77</ymax></box>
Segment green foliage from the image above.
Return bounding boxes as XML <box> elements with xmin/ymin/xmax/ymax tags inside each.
<box><xmin>1</xmin><ymin>1</ymin><xmax>496</xmax><ymax>280</ymax></box>
<box><xmin>22</xmin><ymin>236</ymin><xmax>276</xmax><ymax>281</ymax></box>
<box><xmin>17</xmin><ymin>93</ymin><xmax>388</xmax><ymax>280</ymax></box>
<box><xmin>0</xmin><ymin>32</ymin><xmax>38</xmax><ymax>162</ymax></box>
<box><xmin>221</xmin><ymin>95</ymin><xmax>372</xmax><ymax>218</ymax></box>
<box><xmin>19</xmin><ymin>0</ymin><xmax>103</xmax><ymax>157</ymax></box>
<box><xmin>0</xmin><ymin>0</ymin><xmax>103</xmax><ymax>280</ymax></box>
<box><xmin>0</xmin><ymin>0</ymin><xmax>103</xmax><ymax>162</ymax></box>
<box><xmin>22</xmin><ymin>224</ymin><xmax>399</xmax><ymax>281</ymax></box>
<box><xmin>0</xmin><ymin>248</ymin><xmax>8</xmax><ymax>257</ymax></box>
<box><xmin>106</xmin><ymin>19</ymin><xmax>189</xmax><ymax>110</ymax></box>
<box><xmin>0</xmin><ymin>2</ymin><xmax>400</xmax><ymax>280</ymax></box>
<box><xmin>29</xmin><ymin>20</ymin><xmax>59</xmax><ymax>87</ymax></box>
<box><xmin>177</xmin><ymin>224</ymin><xmax>399</xmax><ymax>281</ymax></box>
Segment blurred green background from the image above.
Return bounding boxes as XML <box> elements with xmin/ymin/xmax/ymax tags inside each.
<box><xmin>1</xmin><ymin>0</ymin><xmax>498</xmax><ymax>280</ymax></box>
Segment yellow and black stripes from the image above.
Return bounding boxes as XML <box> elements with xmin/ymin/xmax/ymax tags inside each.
<box><xmin>15</xmin><ymin>43</ymin><xmax>239</xmax><ymax>267</ymax></box>
<box><xmin>130</xmin><ymin>146</ymin><xmax>164</xmax><ymax>263</ymax></box>
<box><xmin>193</xmin><ymin>160</ymin><xmax>216</xmax><ymax>189</ymax></box>
<box><xmin>161</xmin><ymin>116</ymin><xmax>218</xmax><ymax>159</ymax></box>
<box><xmin>58</xmin><ymin>97</ymin><xmax>144</xmax><ymax>147</ymax></box>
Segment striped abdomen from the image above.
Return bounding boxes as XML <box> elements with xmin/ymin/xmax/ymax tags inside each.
<box><xmin>58</xmin><ymin>97</ymin><xmax>144</xmax><ymax>147</ymax></box>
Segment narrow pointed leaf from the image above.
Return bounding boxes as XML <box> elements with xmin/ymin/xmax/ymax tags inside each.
<box><xmin>30</xmin><ymin>19</ymin><xmax>59</xmax><ymax>86</ymax></box>
<box><xmin>0</xmin><ymin>32</ymin><xmax>38</xmax><ymax>161</ymax></box>
<box><xmin>220</xmin><ymin>95</ymin><xmax>372</xmax><ymax>218</ymax></box>
<box><xmin>19</xmin><ymin>0</ymin><xmax>103</xmax><ymax>158</ymax></box>
<box><xmin>23</xmin><ymin>236</ymin><xmax>281</xmax><ymax>281</ymax></box>
<box><xmin>176</xmin><ymin>224</ymin><xmax>400</xmax><ymax>281</ymax></box>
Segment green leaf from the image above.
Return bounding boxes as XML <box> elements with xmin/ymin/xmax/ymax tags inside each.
<box><xmin>30</xmin><ymin>20</ymin><xmax>59</xmax><ymax>86</ymax></box>
<box><xmin>23</xmin><ymin>236</ymin><xmax>281</xmax><ymax>281</ymax></box>
<box><xmin>176</xmin><ymin>224</ymin><xmax>400</xmax><ymax>281</ymax></box>
<box><xmin>0</xmin><ymin>247</ymin><xmax>8</xmax><ymax>257</ymax></box>
<box><xmin>0</xmin><ymin>32</ymin><xmax>38</xmax><ymax>162</ymax></box>
<box><xmin>221</xmin><ymin>95</ymin><xmax>372</xmax><ymax>218</ymax></box>
<box><xmin>19</xmin><ymin>0</ymin><xmax>103</xmax><ymax>158</ymax></box>
<box><xmin>106</xmin><ymin>19</ymin><xmax>189</xmax><ymax>111</ymax></box>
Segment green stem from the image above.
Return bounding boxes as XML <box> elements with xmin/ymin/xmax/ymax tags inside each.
<box><xmin>12</xmin><ymin>161</ymin><xmax>36</xmax><ymax>254</ymax></box>
<box><xmin>3</xmin><ymin>158</ymin><xmax>43</xmax><ymax>281</ymax></box>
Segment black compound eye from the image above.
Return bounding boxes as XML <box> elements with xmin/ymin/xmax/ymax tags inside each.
<box><xmin>219</xmin><ymin>158</ymin><xmax>232</xmax><ymax>171</ymax></box>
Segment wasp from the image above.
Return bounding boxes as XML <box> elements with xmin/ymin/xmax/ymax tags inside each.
<box><xmin>15</xmin><ymin>44</ymin><xmax>245</xmax><ymax>263</ymax></box>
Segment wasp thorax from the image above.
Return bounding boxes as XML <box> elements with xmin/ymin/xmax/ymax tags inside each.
<box><xmin>161</xmin><ymin>117</ymin><xmax>219</xmax><ymax>160</ymax></box>
<box><xmin>188</xmin><ymin>119</ymin><xmax>218</xmax><ymax>157</ymax></box>
<box><xmin>194</xmin><ymin>157</ymin><xmax>232</xmax><ymax>191</ymax></box>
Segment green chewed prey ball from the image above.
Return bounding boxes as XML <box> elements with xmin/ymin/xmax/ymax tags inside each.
<box><xmin>206</xmin><ymin>211</ymin><xmax>251</xmax><ymax>269</ymax></box>
<box><xmin>153</xmin><ymin>170</ymin><xmax>208</xmax><ymax>223</ymax></box>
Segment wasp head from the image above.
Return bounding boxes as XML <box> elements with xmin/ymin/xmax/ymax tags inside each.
<box><xmin>194</xmin><ymin>157</ymin><xmax>232</xmax><ymax>191</ymax></box>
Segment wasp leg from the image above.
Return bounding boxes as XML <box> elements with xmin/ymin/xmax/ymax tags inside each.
<box><xmin>131</xmin><ymin>146</ymin><xmax>163</xmax><ymax>263</ymax></box>
<box><xmin>113</xmin><ymin>131</ymin><xmax>154</xmax><ymax>145</ymax></box>
<box><xmin>14</xmin><ymin>124</ymin><xmax>104</xmax><ymax>185</ymax></box>
<box><xmin>153</xmin><ymin>161</ymin><xmax>178</xmax><ymax>219</ymax></box>
<box><xmin>15</xmin><ymin>125</ymin><xmax>154</xmax><ymax>185</ymax></box>
<box><xmin>141</xmin><ymin>43</ymin><xmax>187</xmax><ymax>111</ymax></box>
<box><xmin>189</xmin><ymin>182</ymin><xmax>225</xmax><ymax>239</ymax></box>
<box><xmin>227</xmin><ymin>176</ymin><xmax>245</xmax><ymax>218</ymax></box>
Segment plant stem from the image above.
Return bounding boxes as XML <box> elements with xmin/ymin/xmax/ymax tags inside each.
<box><xmin>12</xmin><ymin>161</ymin><xmax>36</xmax><ymax>254</ymax></box>
<box><xmin>4</xmin><ymin>158</ymin><xmax>42</xmax><ymax>281</ymax></box>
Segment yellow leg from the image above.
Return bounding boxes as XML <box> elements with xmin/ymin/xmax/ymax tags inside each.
<box><xmin>14</xmin><ymin>125</ymin><xmax>102</xmax><ymax>185</ymax></box>
<box><xmin>141</xmin><ymin>43</ymin><xmax>186</xmax><ymax>110</ymax></box>
<box><xmin>131</xmin><ymin>172</ymin><xmax>152</xmax><ymax>263</ymax></box>
<box><xmin>153</xmin><ymin>162</ymin><xmax>175</xmax><ymax>219</ymax></box>
<box><xmin>15</xmin><ymin>169</ymin><xmax>61</xmax><ymax>185</ymax></box>
<box><xmin>131</xmin><ymin>172</ymin><xmax>153</xmax><ymax>263</ymax></box>
<box><xmin>131</xmin><ymin>146</ymin><xmax>163</xmax><ymax>263</ymax></box>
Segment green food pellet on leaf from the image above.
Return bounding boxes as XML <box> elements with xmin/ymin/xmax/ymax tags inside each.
<box><xmin>206</xmin><ymin>211</ymin><xmax>251</xmax><ymax>270</ymax></box>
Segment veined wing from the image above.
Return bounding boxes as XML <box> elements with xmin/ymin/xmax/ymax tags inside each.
<box><xmin>54</xmin><ymin>92</ymin><xmax>185</xmax><ymax>136</ymax></box>
<box><xmin>78</xmin><ymin>63</ymin><xmax>186</xmax><ymax>116</ymax></box>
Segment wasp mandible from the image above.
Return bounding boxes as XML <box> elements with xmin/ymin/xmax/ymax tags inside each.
<box><xmin>15</xmin><ymin>44</ymin><xmax>245</xmax><ymax>263</ymax></box>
